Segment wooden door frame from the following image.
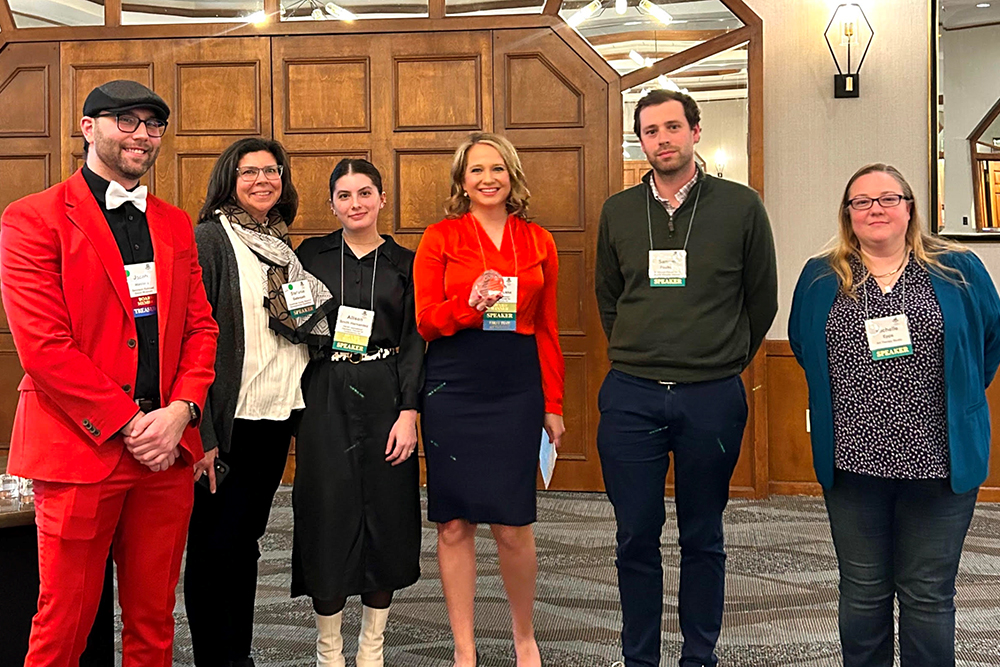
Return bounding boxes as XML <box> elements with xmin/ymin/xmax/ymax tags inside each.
<box><xmin>0</xmin><ymin>0</ymin><xmax>766</xmax><ymax>496</ymax></box>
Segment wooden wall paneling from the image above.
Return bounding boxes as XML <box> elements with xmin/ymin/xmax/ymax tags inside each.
<box><xmin>0</xmin><ymin>42</ymin><xmax>60</xmax><ymax>461</ymax></box>
<box><xmin>385</xmin><ymin>31</ymin><xmax>492</xmax><ymax>253</ymax></box>
<box><xmin>4</xmin><ymin>15</ymin><xmax>551</xmax><ymax>46</ymax></box>
<box><xmin>494</xmin><ymin>28</ymin><xmax>608</xmax><ymax>491</ymax></box>
<box><xmin>60</xmin><ymin>40</ymin><xmax>155</xmax><ymax>186</ymax></box>
<box><xmin>160</xmin><ymin>38</ymin><xmax>272</xmax><ymax>220</ymax></box>
<box><xmin>0</xmin><ymin>43</ymin><xmax>60</xmax><ymax>197</ymax></box>
<box><xmin>61</xmin><ymin>38</ymin><xmax>271</xmax><ymax>221</ymax></box>
<box><xmin>982</xmin><ymin>380</ymin><xmax>1000</xmax><ymax>501</ymax></box>
<box><xmin>747</xmin><ymin>24</ymin><xmax>764</xmax><ymax>197</ymax></box>
<box><xmin>105</xmin><ymin>0</ymin><xmax>122</xmax><ymax>28</ymax></box>
<box><xmin>0</xmin><ymin>0</ymin><xmax>14</xmax><ymax>36</ymax></box>
<box><xmin>273</xmin><ymin>34</ymin><xmax>388</xmax><ymax>240</ymax></box>
<box><xmin>765</xmin><ymin>340</ymin><xmax>824</xmax><ymax>497</ymax></box>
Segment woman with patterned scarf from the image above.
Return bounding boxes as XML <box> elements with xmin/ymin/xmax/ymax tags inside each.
<box><xmin>185</xmin><ymin>137</ymin><xmax>335</xmax><ymax>667</ymax></box>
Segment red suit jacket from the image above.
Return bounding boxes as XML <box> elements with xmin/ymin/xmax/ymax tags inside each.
<box><xmin>1</xmin><ymin>169</ymin><xmax>218</xmax><ymax>483</ymax></box>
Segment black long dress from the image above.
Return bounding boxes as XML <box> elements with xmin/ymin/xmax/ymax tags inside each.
<box><xmin>292</xmin><ymin>231</ymin><xmax>424</xmax><ymax>600</ymax></box>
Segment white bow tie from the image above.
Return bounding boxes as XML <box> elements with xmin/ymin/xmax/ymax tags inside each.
<box><xmin>106</xmin><ymin>181</ymin><xmax>148</xmax><ymax>213</ymax></box>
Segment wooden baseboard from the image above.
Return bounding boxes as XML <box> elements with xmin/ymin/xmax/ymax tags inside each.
<box><xmin>768</xmin><ymin>481</ymin><xmax>823</xmax><ymax>496</ymax></box>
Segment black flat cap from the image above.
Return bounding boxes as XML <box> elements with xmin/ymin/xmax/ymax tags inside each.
<box><xmin>82</xmin><ymin>80</ymin><xmax>170</xmax><ymax>121</ymax></box>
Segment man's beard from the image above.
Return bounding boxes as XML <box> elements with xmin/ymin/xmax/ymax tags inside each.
<box><xmin>648</xmin><ymin>147</ymin><xmax>693</xmax><ymax>179</ymax></box>
<box><xmin>92</xmin><ymin>126</ymin><xmax>158</xmax><ymax>180</ymax></box>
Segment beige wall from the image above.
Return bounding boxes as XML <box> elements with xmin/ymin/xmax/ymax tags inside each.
<box><xmin>699</xmin><ymin>98</ymin><xmax>750</xmax><ymax>186</ymax></box>
<box><xmin>750</xmin><ymin>0</ymin><xmax>933</xmax><ymax>338</ymax></box>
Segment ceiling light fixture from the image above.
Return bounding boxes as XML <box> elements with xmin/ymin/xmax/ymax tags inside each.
<box><xmin>246</xmin><ymin>10</ymin><xmax>268</xmax><ymax>24</ymax></box>
<box><xmin>279</xmin><ymin>0</ymin><xmax>356</xmax><ymax>21</ymax></box>
<box><xmin>638</xmin><ymin>0</ymin><xmax>673</xmax><ymax>25</ymax></box>
<box><xmin>616</xmin><ymin>0</ymin><xmax>627</xmax><ymax>14</ymax></box>
<box><xmin>567</xmin><ymin>0</ymin><xmax>602</xmax><ymax>27</ymax></box>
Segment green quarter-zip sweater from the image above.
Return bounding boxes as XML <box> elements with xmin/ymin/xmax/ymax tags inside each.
<box><xmin>595</xmin><ymin>169</ymin><xmax>778</xmax><ymax>382</ymax></box>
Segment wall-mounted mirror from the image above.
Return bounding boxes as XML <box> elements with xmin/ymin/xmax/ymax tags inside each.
<box><xmin>932</xmin><ymin>0</ymin><xmax>1000</xmax><ymax>235</ymax></box>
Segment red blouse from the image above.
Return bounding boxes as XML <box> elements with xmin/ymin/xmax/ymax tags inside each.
<box><xmin>413</xmin><ymin>213</ymin><xmax>564</xmax><ymax>415</ymax></box>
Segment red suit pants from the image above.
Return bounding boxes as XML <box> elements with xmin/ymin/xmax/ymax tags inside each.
<box><xmin>24</xmin><ymin>449</ymin><xmax>194</xmax><ymax>667</ymax></box>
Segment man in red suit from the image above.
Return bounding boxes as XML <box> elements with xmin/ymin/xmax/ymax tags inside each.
<box><xmin>0</xmin><ymin>80</ymin><xmax>218</xmax><ymax>667</ymax></box>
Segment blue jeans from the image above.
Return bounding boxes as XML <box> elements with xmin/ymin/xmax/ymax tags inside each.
<box><xmin>824</xmin><ymin>470</ymin><xmax>978</xmax><ymax>667</ymax></box>
<box><xmin>597</xmin><ymin>370</ymin><xmax>746</xmax><ymax>667</ymax></box>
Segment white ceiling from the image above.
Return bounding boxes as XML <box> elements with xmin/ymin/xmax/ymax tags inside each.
<box><xmin>940</xmin><ymin>0</ymin><xmax>1000</xmax><ymax>30</ymax></box>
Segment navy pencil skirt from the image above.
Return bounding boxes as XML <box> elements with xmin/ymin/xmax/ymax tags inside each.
<box><xmin>422</xmin><ymin>328</ymin><xmax>544</xmax><ymax>526</ymax></box>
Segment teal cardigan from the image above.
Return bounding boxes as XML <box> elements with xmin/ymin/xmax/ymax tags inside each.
<box><xmin>788</xmin><ymin>251</ymin><xmax>1000</xmax><ymax>494</ymax></box>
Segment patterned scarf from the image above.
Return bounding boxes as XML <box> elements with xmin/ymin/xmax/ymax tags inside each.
<box><xmin>220</xmin><ymin>204</ymin><xmax>336</xmax><ymax>345</ymax></box>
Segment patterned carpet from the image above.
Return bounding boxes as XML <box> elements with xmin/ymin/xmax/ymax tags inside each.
<box><xmin>153</xmin><ymin>489</ymin><xmax>1000</xmax><ymax>666</ymax></box>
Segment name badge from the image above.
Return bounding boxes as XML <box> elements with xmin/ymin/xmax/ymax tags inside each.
<box><xmin>124</xmin><ymin>262</ymin><xmax>157</xmax><ymax>318</ymax></box>
<box><xmin>484</xmin><ymin>276</ymin><xmax>518</xmax><ymax>331</ymax></box>
<box><xmin>283</xmin><ymin>280</ymin><xmax>315</xmax><ymax>318</ymax></box>
<box><xmin>865</xmin><ymin>314</ymin><xmax>914</xmax><ymax>360</ymax></box>
<box><xmin>649</xmin><ymin>250</ymin><xmax>686</xmax><ymax>287</ymax></box>
<box><xmin>333</xmin><ymin>305</ymin><xmax>375</xmax><ymax>354</ymax></box>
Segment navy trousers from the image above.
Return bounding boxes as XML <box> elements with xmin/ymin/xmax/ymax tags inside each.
<box><xmin>597</xmin><ymin>369</ymin><xmax>746</xmax><ymax>667</ymax></box>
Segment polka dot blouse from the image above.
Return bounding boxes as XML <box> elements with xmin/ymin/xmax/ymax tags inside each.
<box><xmin>825</xmin><ymin>253</ymin><xmax>949</xmax><ymax>480</ymax></box>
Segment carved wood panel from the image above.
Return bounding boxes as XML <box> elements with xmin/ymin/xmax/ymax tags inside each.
<box><xmin>0</xmin><ymin>42</ymin><xmax>60</xmax><ymax>460</ymax></box>
<box><xmin>61</xmin><ymin>37</ymin><xmax>272</xmax><ymax>220</ymax></box>
<box><xmin>495</xmin><ymin>29</ymin><xmax>609</xmax><ymax>492</ymax></box>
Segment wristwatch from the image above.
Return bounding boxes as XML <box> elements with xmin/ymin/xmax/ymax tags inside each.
<box><xmin>183</xmin><ymin>400</ymin><xmax>200</xmax><ymax>422</ymax></box>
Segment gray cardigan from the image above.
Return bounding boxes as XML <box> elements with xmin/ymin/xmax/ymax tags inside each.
<box><xmin>194</xmin><ymin>218</ymin><xmax>244</xmax><ymax>453</ymax></box>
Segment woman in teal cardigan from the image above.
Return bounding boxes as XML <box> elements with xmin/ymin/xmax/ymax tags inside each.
<box><xmin>788</xmin><ymin>163</ymin><xmax>1000</xmax><ymax>667</ymax></box>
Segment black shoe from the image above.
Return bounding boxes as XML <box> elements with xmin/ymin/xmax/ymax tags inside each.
<box><xmin>229</xmin><ymin>658</ymin><xmax>255</xmax><ymax>667</ymax></box>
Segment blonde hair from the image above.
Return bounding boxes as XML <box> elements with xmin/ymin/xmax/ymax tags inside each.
<box><xmin>444</xmin><ymin>132</ymin><xmax>531</xmax><ymax>219</ymax></box>
<box><xmin>826</xmin><ymin>163</ymin><xmax>966</xmax><ymax>297</ymax></box>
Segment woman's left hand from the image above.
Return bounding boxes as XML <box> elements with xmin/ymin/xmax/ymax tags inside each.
<box><xmin>543</xmin><ymin>413</ymin><xmax>565</xmax><ymax>449</ymax></box>
<box><xmin>386</xmin><ymin>409</ymin><xmax>419</xmax><ymax>466</ymax></box>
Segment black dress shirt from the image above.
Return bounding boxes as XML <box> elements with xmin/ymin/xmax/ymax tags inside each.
<box><xmin>82</xmin><ymin>164</ymin><xmax>160</xmax><ymax>404</ymax></box>
<box><xmin>296</xmin><ymin>230</ymin><xmax>425</xmax><ymax>410</ymax></box>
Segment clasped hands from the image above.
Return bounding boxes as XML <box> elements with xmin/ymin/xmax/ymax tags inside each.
<box><xmin>121</xmin><ymin>401</ymin><xmax>190</xmax><ymax>472</ymax></box>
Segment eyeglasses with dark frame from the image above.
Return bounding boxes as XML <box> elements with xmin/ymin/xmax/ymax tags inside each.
<box><xmin>846</xmin><ymin>194</ymin><xmax>912</xmax><ymax>211</ymax></box>
<box><xmin>236</xmin><ymin>165</ymin><xmax>284</xmax><ymax>182</ymax></box>
<box><xmin>96</xmin><ymin>113</ymin><xmax>168</xmax><ymax>138</ymax></box>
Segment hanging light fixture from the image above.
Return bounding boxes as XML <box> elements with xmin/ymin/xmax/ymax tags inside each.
<box><xmin>615</xmin><ymin>0</ymin><xmax>627</xmax><ymax>15</ymax></box>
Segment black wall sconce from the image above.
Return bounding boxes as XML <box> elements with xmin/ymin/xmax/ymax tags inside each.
<box><xmin>824</xmin><ymin>3</ymin><xmax>874</xmax><ymax>98</ymax></box>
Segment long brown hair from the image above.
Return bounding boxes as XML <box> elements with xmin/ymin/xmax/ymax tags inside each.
<box><xmin>444</xmin><ymin>132</ymin><xmax>530</xmax><ymax>219</ymax></box>
<box><xmin>826</xmin><ymin>163</ymin><xmax>965</xmax><ymax>297</ymax></box>
<box><xmin>198</xmin><ymin>137</ymin><xmax>299</xmax><ymax>225</ymax></box>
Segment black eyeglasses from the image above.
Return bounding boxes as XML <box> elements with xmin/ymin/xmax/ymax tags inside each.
<box><xmin>846</xmin><ymin>194</ymin><xmax>912</xmax><ymax>211</ymax></box>
<box><xmin>97</xmin><ymin>113</ymin><xmax>168</xmax><ymax>137</ymax></box>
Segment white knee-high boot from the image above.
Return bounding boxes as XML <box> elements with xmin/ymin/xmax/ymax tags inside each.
<box><xmin>315</xmin><ymin>611</ymin><xmax>346</xmax><ymax>667</ymax></box>
<box><xmin>356</xmin><ymin>605</ymin><xmax>390</xmax><ymax>667</ymax></box>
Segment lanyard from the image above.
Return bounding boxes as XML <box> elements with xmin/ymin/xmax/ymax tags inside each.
<box><xmin>340</xmin><ymin>234</ymin><xmax>378</xmax><ymax>312</ymax></box>
<box><xmin>863</xmin><ymin>264</ymin><xmax>907</xmax><ymax>320</ymax></box>
<box><xmin>473</xmin><ymin>214</ymin><xmax>518</xmax><ymax>277</ymax></box>
<box><xmin>647</xmin><ymin>179</ymin><xmax>702</xmax><ymax>253</ymax></box>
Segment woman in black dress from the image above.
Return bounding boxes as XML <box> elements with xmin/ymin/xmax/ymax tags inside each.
<box><xmin>293</xmin><ymin>159</ymin><xmax>424</xmax><ymax>667</ymax></box>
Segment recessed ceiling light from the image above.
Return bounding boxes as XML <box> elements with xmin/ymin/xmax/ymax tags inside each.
<box><xmin>977</xmin><ymin>3</ymin><xmax>991</xmax><ymax>8</ymax></box>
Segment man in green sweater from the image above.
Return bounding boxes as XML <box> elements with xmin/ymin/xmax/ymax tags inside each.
<box><xmin>595</xmin><ymin>89</ymin><xmax>777</xmax><ymax>667</ymax></box>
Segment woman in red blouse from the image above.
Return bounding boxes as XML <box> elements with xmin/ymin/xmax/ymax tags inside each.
<box><xmin>414</xmin><ymin>133</ymin><xmax>565</xmax><ymax>667</ymax></box>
